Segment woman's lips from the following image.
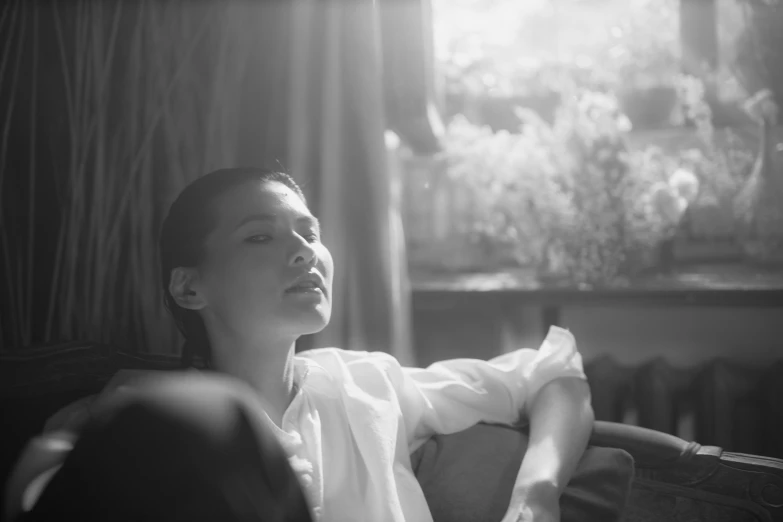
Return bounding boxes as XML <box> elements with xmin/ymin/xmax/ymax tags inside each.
<box><xmin>286</xmin><ymin>272</ymin><xmax>326</xmax><ymax>295</ymax></box>
<box><xmin>285</xmin><ymin>284</ymin><xmax>324</xmax><ymax>295</ymax></box>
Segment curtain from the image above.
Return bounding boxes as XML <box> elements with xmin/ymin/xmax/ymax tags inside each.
<box><xmin>278</xmin><ymin>0</ymin><xmax>416</xmax><ymax>365</ymax></box>
<box><xmin>0</xmin><ymin>0</ymin><xmax>434</xmax><ymax>366</ymax></box>
<box><xmin>0</xmin><ymin>1</ymin><xmax>256</xmax><ymax>352</ymax></box>
<box><xmin>380</xmin><ymin>0</ymin><xmax>444</xmax><ymax>156</ymax></box>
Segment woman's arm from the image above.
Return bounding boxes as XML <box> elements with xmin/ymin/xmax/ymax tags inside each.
<box><xmin>503</xmin><ymin>376</ymin><xmax>595</xmax><ymax>522</ymax></box>
<box><xmin>396</xmin><ymin>326</ymin><xmax>587</xmax><ymax>452</ymax></box>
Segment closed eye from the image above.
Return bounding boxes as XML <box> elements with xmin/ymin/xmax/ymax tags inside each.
<box><xmin>245</xmin><ymin>234</ymin><xmax>272</xmax><ymax>244</ymax></box>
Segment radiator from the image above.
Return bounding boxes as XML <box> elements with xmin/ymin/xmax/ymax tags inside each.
<box><xmin>583</xmin><ymin>356</ymin><xmax>783</xmax><ymax>459</ymax></box>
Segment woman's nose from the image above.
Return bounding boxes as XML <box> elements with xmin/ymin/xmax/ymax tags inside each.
<box><xmin>289</xmin><ymin>236</ymin><xmax>317</xmax><ymax>266</ymax></box>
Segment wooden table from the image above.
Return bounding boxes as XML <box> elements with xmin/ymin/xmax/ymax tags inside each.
<box><xmin>411</xmin><ymin>264</ymin><xmax>783</xmax><ymax>332</ymax></box>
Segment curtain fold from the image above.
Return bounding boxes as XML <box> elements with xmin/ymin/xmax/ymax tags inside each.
<box><xmin>284</xmin><ymin>0</ymin><xmax>415</xmax><ymax>365</ymax></box>
<box><xmin>0</xmin><ymin>1</ymin><xmax>257</xmax><ymax>352</ymax></box>
<box><xmin>380</xmin><ymin>0</ymin><xmax>444</xmax><ymax>156</ymax></box>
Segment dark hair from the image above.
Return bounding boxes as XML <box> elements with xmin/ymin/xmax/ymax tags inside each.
<box><xmin>159</xmin><ymin>167</ymin><xmax>306</xmax><ymax>368</ymax></box>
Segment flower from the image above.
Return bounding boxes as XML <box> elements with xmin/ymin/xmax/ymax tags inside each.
<box><xmin>668</xmin><ymin>168</ymin><xmax>700</xmax><ymax>204</ymax></box>
<box><xmin>648</xmin><ymin>181</ymin><xmax>688</xmax><ymax>225</ymax></box>
<box><xmin>616</xmin><ymin>114</ymin><xmax>633</xmax><ymax>133</ymax></box>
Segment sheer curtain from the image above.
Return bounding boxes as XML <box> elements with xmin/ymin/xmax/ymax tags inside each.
<box><xmin>286</xmin><ymin>0</ymin><xmax>414</xmax><ymax>364</ymax></box>
<box><xmin>237</xmin><ymin>0</ymin><xmax>438</xmax><ymax>365</ymax></box>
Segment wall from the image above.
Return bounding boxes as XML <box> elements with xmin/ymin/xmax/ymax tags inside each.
<box><xmin>562</xmin><ymin>306</ymin><xmax>782</xmax><ymax>366</ymax></box>
<box><xmin>412</xmin><ymin>302</ymin><xmax>783</xmax><ymax>368</ymax></box>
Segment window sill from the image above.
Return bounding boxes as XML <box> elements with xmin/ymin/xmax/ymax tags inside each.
<box><xmin>410</xmin><ymin>262</ymin><xmax>783</xmax><ymax>309</ymax></box>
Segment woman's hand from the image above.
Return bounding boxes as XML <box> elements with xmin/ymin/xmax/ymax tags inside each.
<box><xmin>500</xmin><ymin>481</ymin><xmax>561</xmax><ymax>522</ymax></box>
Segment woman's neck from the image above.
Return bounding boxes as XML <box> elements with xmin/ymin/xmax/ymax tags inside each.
<box><xmin>209</xmin><ymin>334</ymin><xmax>298</xmax><ymax>428</ymax></box>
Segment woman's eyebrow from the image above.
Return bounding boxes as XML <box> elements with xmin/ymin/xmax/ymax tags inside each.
<box><xmin>234</xmin><ymin>213</ymin><xmax>321</xmax><ymax>234</ymax></box>
<box><xmin>235</xmin><ymin>213</ymin><xmax>276</xmax><ymax>230</ymax></box>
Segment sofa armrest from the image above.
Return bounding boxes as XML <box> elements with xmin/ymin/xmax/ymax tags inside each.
<box><xmin>589</xmin><ymin>420</ymin><xmax>706</xmax><ymax>467</ymax></box>
<box><xmin>589</xmin><ymin>420</ymin><xmax>783</xmax><ymax>522</ymax></box>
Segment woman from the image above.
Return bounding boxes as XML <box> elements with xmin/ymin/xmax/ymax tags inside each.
<box><xmin>20</xmin><ymin>168</ymin><xmax>598</xmax><ymax>522</ymax></box>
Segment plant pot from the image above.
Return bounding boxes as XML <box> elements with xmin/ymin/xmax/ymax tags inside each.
<box><xmin>619</xmin><ymin>85</ymin><xmax>679</xmax><ymax>130</ymax></box>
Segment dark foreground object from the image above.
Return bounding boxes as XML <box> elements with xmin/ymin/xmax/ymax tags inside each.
<box><xmin>15</xmin><ymin>376</ymin><xmax>313</xmax><ymax>522</ymax></box>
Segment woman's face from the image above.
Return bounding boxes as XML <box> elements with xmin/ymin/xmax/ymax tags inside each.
<box><xmin>193</xmin><ymin>180</ymin><xmax>333</xmax><ymax>341</ymax></box>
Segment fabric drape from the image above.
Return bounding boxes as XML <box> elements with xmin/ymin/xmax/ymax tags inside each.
<box><xmin>280</xmin><ymin>0</ymin><xmax>415</xmax><ymax>365</ymax></box>
<box><xmin>1</xmin><ymin>0</ymin><xmax>433</xmax><ymax>365</ymax></box>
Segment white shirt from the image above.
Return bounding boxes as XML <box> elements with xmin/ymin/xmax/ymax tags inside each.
<box><xmin>270</xmin><ymin>326</ymin><xmax>585</xmax><ymax>521</ymax></box>
<box><xmin>36</xmin><ymin>326</ymin><xmax>585</xmax><ymax>522</ymax></box>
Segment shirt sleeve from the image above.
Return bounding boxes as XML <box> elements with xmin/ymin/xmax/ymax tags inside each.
<box><xmin>396</xmin><ymin>326</ymin><xmax>586</xmax><ymax>451</ymax></box>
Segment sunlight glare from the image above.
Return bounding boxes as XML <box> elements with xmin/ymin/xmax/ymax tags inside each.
<box><xmin>433</xmin><ymin>0</ymin><xmax>549</xmax><ymax>60</ymax></box>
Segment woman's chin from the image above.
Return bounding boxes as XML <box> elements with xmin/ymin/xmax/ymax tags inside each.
<box><xmin>303</xmin><ymin>316</ymin><xmax>329</xmax><ymax>334</ymax></box>
<box><xmin>290</xmin><ymin>307</ymin><xmax>331</xmax><ymax>336</ymax></box>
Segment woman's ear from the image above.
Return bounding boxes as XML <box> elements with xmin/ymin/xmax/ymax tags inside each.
<box><xmin>169</xmin><ymin>267</ymin><xmax>207</xmax><ymax>310</ymax></box>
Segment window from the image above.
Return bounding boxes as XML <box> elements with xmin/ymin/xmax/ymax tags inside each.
<box><xmin>400</xmin><ymin>0</ymin><xmax>783</xmax><ymax>285</ymax></box>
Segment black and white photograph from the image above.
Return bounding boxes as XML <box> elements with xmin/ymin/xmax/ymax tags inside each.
<box><xmin>1</xmin><ymin>0</ymin><xmax>782</xmax><ymax>520</ymax></box>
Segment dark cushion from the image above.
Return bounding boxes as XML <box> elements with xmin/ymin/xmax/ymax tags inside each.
<box><xmin>411</xmin><ymin>423</ymin><xmax>634</xmax><ymax>522</ymax></box>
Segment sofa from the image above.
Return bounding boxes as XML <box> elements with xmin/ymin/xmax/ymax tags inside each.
<box><xmin>1</xmin><ymin>342</ymin><xmax>782</xmax><ymax>521</ymax></box>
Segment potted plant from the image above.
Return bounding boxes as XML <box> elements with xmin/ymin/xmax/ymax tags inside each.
<box><xmin>532</xmin><ymin>89</ymin><xmax>699</xmax><ymax>286</ymax></box>
<box><xmin>402</xmin><ymin>86</ymin><xmax>700</xmax><ymax>286</ymax></box>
